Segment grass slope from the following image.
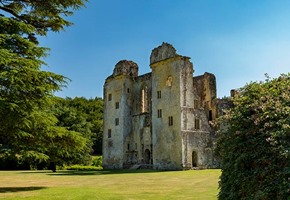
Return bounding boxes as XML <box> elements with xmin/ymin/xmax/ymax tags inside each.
<box><xmin>0</xmin><ymin>169</ymin><xmax>220</xmax><ymax>200</ymax></box>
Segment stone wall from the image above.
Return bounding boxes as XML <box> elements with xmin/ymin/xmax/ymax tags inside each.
<box><xmin>151</xmin><ymin>57</ymin><xmax>184</xmax><ymax>170</ymax></box>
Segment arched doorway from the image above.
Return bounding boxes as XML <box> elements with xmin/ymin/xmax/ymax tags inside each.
<box><xmin>192</xmin><ymin>151</ymin><xmax>198</xmax><ymax>167</ymax></box>
<box><xmin>144</xmin><ymin>149</ymin><xmax>151</xmax><ymax>164</ymax></box>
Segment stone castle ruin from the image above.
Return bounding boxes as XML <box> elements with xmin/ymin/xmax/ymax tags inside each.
<box><xmin>103</xmin><ymin>43</ymin><xmax>219</xmax><ymax>170</ymax></box>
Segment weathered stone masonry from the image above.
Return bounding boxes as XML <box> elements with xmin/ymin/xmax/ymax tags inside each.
<box><xmin>103</xmin><ymin>43</ymin><xmax>219</xmax><ymax>170</ymax></box>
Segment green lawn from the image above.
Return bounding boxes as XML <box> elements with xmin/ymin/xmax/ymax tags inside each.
<box><xmin>0</xmin><ymin>169</ymin><xmax>220</xmax><ymax>200</ymax></box>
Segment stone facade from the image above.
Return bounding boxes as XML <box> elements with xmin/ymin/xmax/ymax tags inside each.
<box><xmin>103</xmin><ymin>43</ymin><xmax>219</xmax><ymax>170</ymax></box>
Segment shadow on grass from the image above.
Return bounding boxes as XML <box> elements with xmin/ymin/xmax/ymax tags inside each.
<box><xmin>46</xmin><ymin>169</ymin><xmax>162</xmax><ymax>176</ymax></box>
<box><xmin>0</xmin><ymin>187</ymin><xmax>47</xmax><ymax>193</ymax></box>
<box><xmin>20</xmin><ymin>170</ymin><xmax>54</xmax><ymax>174</ymax></box>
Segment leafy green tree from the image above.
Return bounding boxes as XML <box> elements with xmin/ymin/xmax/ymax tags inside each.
<box><xmin>217</xmin><ymin>74</ymin><xmax>290</xmax><ymax>200</ymax></box>
<box><xmin>0</xmin><ymin>0</ymin><xmax>87</xmax><ymax>169</ymax></box>
<box><xmin>53</xmin><ymin>97</ymin><xmax>103</xmax><ymax>156</ymax></box>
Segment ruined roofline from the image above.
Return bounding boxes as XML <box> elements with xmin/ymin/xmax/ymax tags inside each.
<box><xmin>150</xmin><ymin>55</ymin><xmax>191</xmax><ymax>68</ymax></box>
<box><xmin>136</xmin><ymin>72</ymin><xmax>152</xmax><ymax>80</ymax></box>
<box><xmin>149</xmin><ymin>42</ymin><xmax>191</xmax><ymax>66</ymax></box>
<box><xmin>105</xmin><ymin>60</ymin><xmax>139</xmax><ymax>83</ymax></box>
<box><xmin>105</xmin><ymin>71</ymin><xmax>152</xmax><ymax>84</ymax></box>
<box><xmin>193</xmin><ymin>72</ymin><xmax>216</xmax><ymax>79</ymax></box>
<box><xmin>113</xmin><ymin>60</ymin><xmax>138</xmax><ymax>77</ymax></box>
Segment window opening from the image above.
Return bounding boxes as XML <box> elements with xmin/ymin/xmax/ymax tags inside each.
<box><xmin>115</xmin><ymin>118</ymin><xmax>119</xmax><ymax>126</ymax></box>
<box><xmin>108</xmin><ymin>129</ymin><xmax>112</xmax><ymax>138</ymax></box>
<box><xmin>108</xmin><ymin>93</ymin><xmax>112</xmax><ymax>101</ymax></box>
<box><xmin>157</xmin><ymin>109</ymin><xmax>162</xmax><ymax>118</ymax></box>
<box><xmin>195</xmin><ymin>119</ymin><xmax>200</xmax><ymax>129</ymax></box>
<box><xmin>209</xmin><ymin>110</ymin><xmax>213</xmax><ymax>121</ymax></box>
<box><xmin>115</xmin><ymin>102</ymin><xmax>119</xmax><ymax>109</ymax></box>
<box><xmin>141</xmin><ymin>87</ymin><xmax>148</xmax><ymax>113</ymax></box>
<box><xmin>166</xmin><ymin>76</ymin><xmax>173</xmax><ymax>86</ymax></box>
<box><xmin>157</xmin><ymin>91</ymin><xmax>161</xmax><ymax>99</ymax></box>
<box><xmin>194</xmin><ymin>100</ymin><xmax>198</xmax><ymax>109</ymax></box>
<box><xmin>169</xmin><ymin>116</ymin><xmax>173</xmax><ymax>126</ymax></box>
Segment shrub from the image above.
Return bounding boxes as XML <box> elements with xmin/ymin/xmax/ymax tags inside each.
<box><xmin>66</xmin><ymin>165</ymin><xmax>103</xmax><ymax>171</ymax></box>
<box><xmin>217</xmin><ymin>74</ymin><xmax>290</xmax><ymax>200</ymax></box>
<box><xmin>91</xmin><ymin>156</ymin><xmax>102</xmax><ymax>167</ymax></box>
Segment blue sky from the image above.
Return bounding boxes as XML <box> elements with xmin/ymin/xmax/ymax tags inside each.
<box><xmin>40</xmin><ymin>0</ymin><xmax>290</xmax><ymax>98</ymax></box>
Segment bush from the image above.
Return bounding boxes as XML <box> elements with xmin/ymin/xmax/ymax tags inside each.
<box><xmin>66</xmin><ymin>165</ymin><xmax>103</xmax><ymax>171</ymax></box>
<box><xmin>217</xmin><ymin>74</ymin><xmax>290</xmax><ymax>200</ymax></box>
<box><xmin>91</xmin><ymin>156</ymin><xmax>102</xmax><ymax>167</ymax></box>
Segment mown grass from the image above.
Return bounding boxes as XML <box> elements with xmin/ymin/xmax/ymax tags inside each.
<box><xmin>0</xmin><ymin>169</ymin><xmax>220</xmax><ymax>200</ymax></box>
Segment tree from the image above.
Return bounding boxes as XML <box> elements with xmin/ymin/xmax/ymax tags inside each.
<box><xmin>216</xmin><ymin>74</ymin><xmax>290</xmax><ymax>200</ymax></box>
<box><xmin>53</xmin><ymin>97</ymin><xmax>104</xmax><ymax>156</ymax></box>
<box><xmin>21</xmin><ymin>109</ymin><xmax>88</xmax><ymax>171</ymax></box>
<box><xmin>0</xmin><ymin>0</ymin><xmax>88</xmax><ymax>169</ymax></box>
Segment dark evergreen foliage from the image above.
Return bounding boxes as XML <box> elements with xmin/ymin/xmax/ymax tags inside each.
<box><xmin>0</xmin><ymin>0</ymin><xmax>88</xmax><ymax>170</ymax></box>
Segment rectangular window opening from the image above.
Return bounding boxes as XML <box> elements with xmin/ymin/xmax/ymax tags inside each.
<box><xmin>108</xmin><ymin>129</ymin><xmax>112</xmax><ymax>138</ymax></box>
<box><xmin>108</xmin><ymin>93</ymin><xmax>112</xmax><ymax>101</ymax></box>
<box><xmin>115</xmin><ymin>102</ymin><xmax>119</xmax><ymax>109</ymax></box>
<box><xmin>157</xmin><ymin>91</ymin><xmax>161</xmax><ymax>99</ymax></box>
<box><xmin>194</xmin><ymin>100</ymin><xmax>198</xmax><ymax>109</ymax></box>
<box><xmin>115</xmin><ymin>118</ymin><xmax>119</xmax><ymax>126</ymax></box>
<box><xmin>141</xmin><ymin>87</ymin><xmax>148</xmax><ymax>113</ymax></box>
<box><xmin>195</xmin><ymin>119</ymin><xmax>200</xmax><ymax>129</ymax></box>
<box><xmin>157</xmin><ymin>109</ymin><xmax>162</xmax><ymax>118</ymax></box>
<box><xmin>209</xmin><ymin>110</ymin><xmax>213</xmax><ymax>121</ymax></box>
<box><xmin>169</xmin><ymin>116</ymin><xmax>173</xmax><ymax>126</ymax></box>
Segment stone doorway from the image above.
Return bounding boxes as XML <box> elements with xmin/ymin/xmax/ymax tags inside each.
<box><xmin>144</xmin><ymin>149</ymin><xmax>151</xmax><ymax>164</ymax></box>
<box><xmin>192</xmin><ymin>151</ymin><xmax>198</xmax><ymax>167</ymax></box>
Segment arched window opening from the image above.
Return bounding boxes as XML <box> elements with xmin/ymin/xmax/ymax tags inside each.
<box><xmin>192</xmin><ymin>151</ymin><xmax>198</xmax><ymax>167</ymax></box>
<box><xmin>144</xmin><ymin>149</ymin><xmax>151</xmax><ymax>164</ymax></box>
<box><xmin>166</xmin><ymin>76</ymin><xmax>173</xmax><ymax>86</ymax></box>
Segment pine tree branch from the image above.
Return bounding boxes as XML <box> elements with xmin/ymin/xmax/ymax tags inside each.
<box><xmin>0</xmin><ymin>6</ymin><xmax>21</xmax><ymax>19</ymax></box>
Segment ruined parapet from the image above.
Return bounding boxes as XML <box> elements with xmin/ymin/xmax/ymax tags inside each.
<box><xmin>193</xmin><ymin>72</ymin><xmax>217</xmax><ymax>121</ymax></box>
<box><xmin>150</xmin><ymin>42</ymin><xmax>179</xmax><ymax>64</ymax></box>
<box><xmin>193</xmin><ymin>72</ymin><xmax>217</xmax><ymax>103</ymax></box>
<box><xmin>112</xmin><ymin>60</ymin><xmax>138</xmax><ymax>78</ymax></box>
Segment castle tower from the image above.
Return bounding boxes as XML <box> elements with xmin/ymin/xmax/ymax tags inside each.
<box><xmin>102</xmin><ymin>43</ymin><xmax>217</xmax><ymax>170</ymax></box>
<box><xmin>150</xmin><ymin>43</ymin><xmax>195</xmax><ymax>170</ymax></box>
<box><xmin>102</xmin><ymin>60</ymin><xmax>138</xmax><ymax>169</ymax></box>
